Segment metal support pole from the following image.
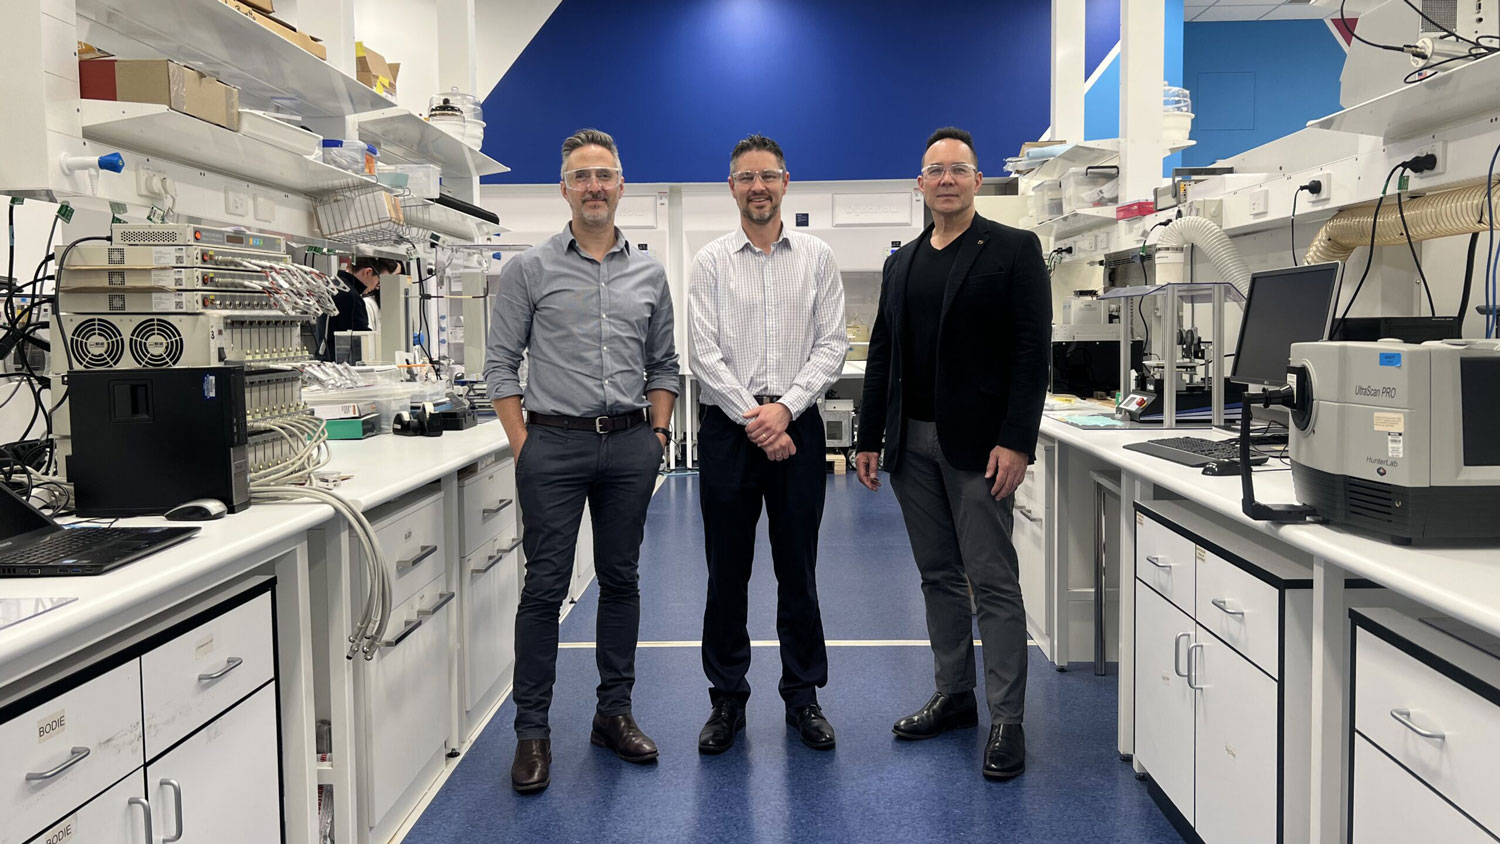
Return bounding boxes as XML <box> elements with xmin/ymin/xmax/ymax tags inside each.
<box><xmin>1211</xmin><ymin>283</ymin><xmax>1225</xmax><ymax>428</ymax></box>
<box><xmin>1094</xmin><ymin>481</ymin><xmax>1108</xmax><ymax>676</ymax></box>
<box><xmin>1164</xmin><ymin>286</ymin><xmax>1179</xmax><ymax>427</ymax></box>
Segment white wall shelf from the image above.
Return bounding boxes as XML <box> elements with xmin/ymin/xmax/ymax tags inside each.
<box><xmin>76</xmin><ymin>0</ymin><xmax>395</xmax><ymax>118</ymax></box>
<box><xmin>1034</xmin><ymin>206</ymin><xmax>1119</xmax><ymax>238</ymax></box>
<box><xmin>355</xmin><ymin>109</ymin><xmax>509</xmax><ymax>181</ymax></box>
<box><xmin>1308</xmin><ymin>51</ymin><xmax>1500</xmax><ymax>140</ymax></box>
<box><xmin>1027</xmin><ymin>141</ymin><xmax>1122</xmax><ymax>183</ymax></box>
<box><xmin>80</xmin><ymin>100</ymin><xmax>382</xmax><ymax>195</ymax></box>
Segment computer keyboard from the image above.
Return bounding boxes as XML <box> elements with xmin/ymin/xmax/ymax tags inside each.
<box><xmin>1124</xmin><ymin>436</ymin><xmax>1271</xmax><ymax>469</ymax></box>
<box><xmin>0</xmin><ymin>528</ymin><xmax>138</xmax><ymax>566</ymax></box>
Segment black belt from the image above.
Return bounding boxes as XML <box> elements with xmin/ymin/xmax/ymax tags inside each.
<box><xmin>528</xmin><ymin>410</ymin><xmax>646</xmax><ymax>433</ymax></box>
<box><xmin>753</xmin><ymin>395</ymin><xmax>783</xmax><ymax>405</ymax></box>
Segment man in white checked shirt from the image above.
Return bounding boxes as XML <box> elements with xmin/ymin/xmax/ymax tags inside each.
<box><xmin>689</xmin><ymin>134</ymin><xmax>848</xmax><ymax>754</ymax></box>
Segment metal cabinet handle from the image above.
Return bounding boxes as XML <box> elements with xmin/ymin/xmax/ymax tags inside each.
<box><xmin>418</xmin><ymin>591</ymin><xmax>454</xmax><ymax>617</ymax></box>
<box><xmin>197</xmin><ymin>656</ymin><xmax>244</xmax><ymax>682</ymax></box>
<box><xmin>25</xmin><ymin>746</ymin><xmax>90</xmax><ymax>780</ymax></box>
<box><xmin>1146</xmin><ymin>554</ymin><xmax>1172</xmax><ymax>568</ymax></box>
<box><xmin>482</xmin><ymin>498</ymin><xmax>513</xmax><ymax>519</ymax></box>
<box><xmin>161</xmin><ymin>778</ymin><xmax>184</xmax><ymax>842</ymax></box>
<box><xmin>1173</xmin><ymin>632</ymin><xmax>1191</xmax><ymax>678</ymax></box>
<box><xmin>1016</xmin><ymin>505</ymin><xmax>1041</xmax><ymax>524</ymax></box>
<box><xmin>1187</xmin><ymin>643</ymin><xmax>1205</xmax><ymax>690</ymax></box>
<box><xmin>396</xmin><ymin>544</ymin><xmax>438</xmax><ymax>574</ymax></box>
<box><xmin>1210</xmin><ymin>598</ymin><xmax>1245</xmax><ymax>617</ymax></box>
<box><xmin>1390</xmin><ymin>708</ymin><xmax>1446</xmax><ymax>741</ymax></box>
<box><xmin>499</xmin><ymin>536</ymin><xmax>522</xmax><ymax>555</ymax></box>
<box><xmin>471</xmin><ymin>537</ymin><xmax>524</xmax><ymax>576</ymax></box>
<box><xmin>129</xmin><ymin>797</ymin><xmax>153</xmax><ymax>843</ymax></box>
<box><xmin>381</xmin><ymin>618</ymin><xmax>423</xmax><ymax>649</ymax></box>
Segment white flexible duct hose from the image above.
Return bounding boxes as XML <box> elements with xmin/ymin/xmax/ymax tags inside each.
<box><xmin>1154</xmin><ymin>215</ymin><xmax>1253</xmax><ymax>295</ymax></box>
<box><xmin>1304</xmin><ymin>182</ymin><xmax>1496</xmax><ymax>265</ymax></box>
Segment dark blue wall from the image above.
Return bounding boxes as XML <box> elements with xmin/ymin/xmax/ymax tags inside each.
<box><xmin>1180</xmin><ymin>20</ymin><xmax>1345</xmax><ymax>167</ymax></box>
<box><xmin>481</xmin><ymin>0</ymin><xmax>1065</xmax><ymax>183</ymax></box>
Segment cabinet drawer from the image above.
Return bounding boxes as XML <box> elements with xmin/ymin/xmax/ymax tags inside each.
<box><xmin>1195</xmin><ymin>549</ymin><xmax>1282</xmax><ymax>679</ymax></box>
<box><xmin>23</xmin><ymin>773</ymin><xmax>144</xmax><ymax>844</ymax></box>
<box><xmin>363</xmin><ymin>577</ymin><xmax>453</xmax><ymax>832</ymax></box>
<box><xmin>1193</xmin><ymin>627</ymin><xmax>1279</xmax><ymax>844</ymax></box>
<box><xmin>0</xmin><ymin>660</ymin><xmax>143</xmax><ymax>844</ymax></box>
<box><xmin>1136</xmin><ymin>510</ymin><xmax>1195</xmax><ymax>616</ymax></box>
<box><xmin>141</xmin><ymin>591</ymin><xmax>275</xmax><ymax>759</ymax></box>
<box><xmin>1352</xmin><ymin>733</ymin><xmax>1495</xmax><ymax>843</ymax></box>
<box><xmin>1133</xmin><ymin>581</ymin><xmax>1196</xmax><ymax>826</ymax></box>
<box><xmin>464</xmin><ymin>537</ymin><xmax>521</xmax><ymax>714</ymax></box>
<box><xmin>1354</xmin><ymin>628</ymin><xmax>1500</xmax><ymax>835</ymax></box>
<box><xmin>372</xmin><ymin>490</ymin><xmax>447</xmax><ymax>609</ymax></box>
<box><xmin>459</xmin><ymin>459</ymin><xmax>515</xmax><ymax>558</ymax></box>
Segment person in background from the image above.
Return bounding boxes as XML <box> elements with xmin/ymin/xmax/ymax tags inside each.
<box><xmin>688</xmin><ymin>134</ymin><xmax>848</xmax><ymax>754</ymax></box>
<box><xmin>855</xmin><ymin>127</ymin><xmax>1051</xmax><ymax>780</ymax></box>
<box><xmin>316</xmin><ymin>256</ymin><xmax>398</xmax><ymax>361</ymax></box>
<box><xmin>485</xmin><ymin>128</ymin><xmax>679</xmax><ymax>794</ymax></box>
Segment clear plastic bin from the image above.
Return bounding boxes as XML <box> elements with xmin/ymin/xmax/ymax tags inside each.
<box><xmin>1031</xmin><ymin>179</ymin><xmax>1064</xmax><ymax>222</ymax></box>
<box><xmin>321</xmin><ymin>139</ymin><xmax>378</xmax><ymax>176</ymax></box>
<box><xmin>393</xmin><ymin>164</ymin><xmax>441</xmax><ymax>198</ymax></box>
<box><xmin>1061</xmin><ymin>166</ymin><xmax>1119</xmax><ymax>213</ymax></box>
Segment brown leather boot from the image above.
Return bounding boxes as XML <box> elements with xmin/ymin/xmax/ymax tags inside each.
<box><xmin>511</xmin><ymin>738</ymin><xmax>551</xmax><ymax>793</ymax></box>
<box><xmin>590</xmin><ymin>713</ymin><xmax>659</xmax><ymax>763</ymax></box>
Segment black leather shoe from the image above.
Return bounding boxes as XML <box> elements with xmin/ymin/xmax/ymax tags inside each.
<box><xmin>511</xmin><ymin>739</ymin><xmax>551</xmax><ymax>793</ymax></box>
<box><xmin>983</xmin><ymin>723</ymin><xmax>1025</xmax><ymax>780</ymax></box>
<box><xmin>786</xmin><ymin>704</ymin><xmax>836</xmax><ymax>750</ymax></box>
<box><xmin>698</xmin><ymin>700</ymin><xmax>746</xmax><ymax>754</ymax></box>
<box><xmin>590</xmin><ymin>713</ymin><xmax>659</xmax><ymax>763</ymax></box>
<box><xmin>892</xmin><ymin>691</ymin><xmax>979</xmax><ymax>740</ymax></box>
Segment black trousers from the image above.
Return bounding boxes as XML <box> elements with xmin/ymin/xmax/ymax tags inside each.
<box><xmin>698</xmin><ymin>405</ymin><xmax>828</xmax><ymax>708</ymax></box>
<box><xmin>512</xmin><ymin>422</ymin><xmax>662</xmax><ymax>740</ymax></box>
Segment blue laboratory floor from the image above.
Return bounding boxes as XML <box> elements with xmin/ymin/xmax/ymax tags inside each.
<box><xmin>404</xmin><ymin>473</ymin><xmax>1184</xmax><ymax>844</ymax></box>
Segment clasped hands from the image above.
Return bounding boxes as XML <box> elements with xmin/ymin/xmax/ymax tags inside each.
<box><xmin>743</xmin><ymin>402</ymin><xmax>795</xmax><ymax>461</ymax></box>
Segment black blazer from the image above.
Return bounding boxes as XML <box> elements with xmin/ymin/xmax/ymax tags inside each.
<box><xmin>857</xmin><ymin>213</ymin><xmax>1051</xmax><ymax>473</ymax></box>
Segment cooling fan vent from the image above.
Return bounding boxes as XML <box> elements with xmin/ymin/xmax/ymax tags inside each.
<box><xmin>130</xmin><ymin>318</ymin><xmax>184</xmax><ymax>367</ymax></box>
<box><xmin>70</xmin><ymin>318</ymin><xmax>125</xmax><ymax>368</ymax></box>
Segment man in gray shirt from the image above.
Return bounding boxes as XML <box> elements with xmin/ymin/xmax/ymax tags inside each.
<box><xmin>485</xmin><ymin>129</ymin><xmax>679</xmax><ymax>793</ymax></box>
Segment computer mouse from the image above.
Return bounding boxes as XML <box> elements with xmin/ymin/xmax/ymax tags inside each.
<box><xmin>164</xmin><ymin>498</ymin><xmax>229</xmax><ymax>521</ymax></box>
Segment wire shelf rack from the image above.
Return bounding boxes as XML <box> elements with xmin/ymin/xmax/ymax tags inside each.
<box><xmin>314</xmin><ymin>187</ymin><xmax>408</xmax><ymax>246</ymax></box>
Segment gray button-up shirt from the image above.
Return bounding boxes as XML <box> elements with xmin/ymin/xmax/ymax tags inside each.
<box><xmin>485</xmin><ymin>223</ymin><xmax>680</xmax><ymax>417</ymax></box>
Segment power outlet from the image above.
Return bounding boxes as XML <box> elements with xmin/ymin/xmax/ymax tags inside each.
<box><xmin>253</xmin><ymin>193</ymin><xmax>276</xmax><ymax>223</ymax></box>
<box><xmin>1307</xmin><ymin>172</ymin><xmax>1332</xmax><ymax>202</ymax></box>
<box><xmin>224</xmin><ymin>187</ymin><xmax>250</xmax><ymax>217</ymax></box>
<box><xmin>1248</xmin><ymin>188</ymin><xmax>1268</xmax><ymax>216</ymax></box>
<box><xmin>1412</xmin><ymin>140</ymin><xmax>1446</xmax><ymax>177</ymax></box>
<box><xmin>137</xmin><ymin>165</ymin><xmax>169</xmax><ymax>199</ymax></box>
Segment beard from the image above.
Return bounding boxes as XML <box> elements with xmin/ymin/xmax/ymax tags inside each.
<box><xmin>742</xmin><ymin>195</ymin><xmax>778</xmax><ymax>225</ymax></box>
<box><xmin>577</xmin><ymin>193</ymin><xmax>613</xmax><ymax>226</ymax></box>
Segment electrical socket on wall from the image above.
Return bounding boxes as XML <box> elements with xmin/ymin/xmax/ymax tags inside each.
<box><xmin>1248</xmin><ymin>189</ymin><xmax>1268</xmax><ymax>216</ymax></box>
<box><xmin>1412</xmin><ymin>140</ymin><xmax>1446</xmax><ymax>177</ymax></box>
<box><xmin>1308</xmin><ymin>173</ymin><xmax>1332</xmax><ymax>202</ymax></box>
<box><xmin>224</xmin><ymin>187</ymin><xmax>250</xmax><ymax>217</ymax></box>
<box><xmin>137</xmin><ymin>165</ymin><xmax>169</xmax><ymax>199</ymax></box>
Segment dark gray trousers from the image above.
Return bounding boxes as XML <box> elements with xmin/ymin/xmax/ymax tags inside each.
<box><xmin>889</xmin><ymin>419</ymin><xmax>1027</xmax><ymax>724</ymax></box>
<box><xmin>512</xmin><ymin>422</ymin><xmax>661</xmax><ymax>740</ymax></box>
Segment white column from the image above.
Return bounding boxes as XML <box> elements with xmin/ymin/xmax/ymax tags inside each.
<box><xmin>297</xmin><ymin>0</ymin><xmax>357</xmax><ymax>76</ymax></box>
<box><xmin>437</xmin><ymin>0</ymin><xmax>480</xmax><ymax>96</ymax></box>
<box><xmin>1310</xmin><ymin>556</ymin><xmax>1350</xmax><ymax>844</ymax></box>
<box><xmin>1119</xmin><ymin>0</ymin><xmax>1166</xmax><ymax>202</ymax></box>
<box><xmin>1051</xmin><ymin>0</ymin><xmax>1087</xmax><ymax>144</ymax></box>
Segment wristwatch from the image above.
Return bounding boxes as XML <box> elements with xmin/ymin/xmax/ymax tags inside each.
<box><xmin>652</xmin><ymin>426</ymin><xmax>671</xmax><ymax>439</ymax></box>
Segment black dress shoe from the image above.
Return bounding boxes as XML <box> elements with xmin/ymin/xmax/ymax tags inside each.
<box><xmin>511</xmin><ymin>739</ymin><xmax>551</xmax><ymax>793</ymax></box>
<box><xmin>892</xmin><ymin>691</ymin><xmax>979</xmax><ymax>740</ymax></box>
<box><xmin>698</xmin><ymin>700</ymin><xmax>746</xmax><ymax>754</ymax></box>
<box><xmin>983</xmin><ymin>723</ymin><xmax>1025</xmax><ymax>780</ymax></box>
<box><xmin>590</xmin><ymin>713</ymin><xmax>659</xmax><ymax>763</ymax></box>
<box><xmin>786</xmin><ymin>704</ymin><xmax>836</xmax><ymax>750</ymax></box>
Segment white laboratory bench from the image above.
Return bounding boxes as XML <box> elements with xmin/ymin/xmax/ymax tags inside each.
<box><xmin>1030</xmin><ymin>412</ymin><xmax>1500</xmax><ymax>844</ymax></box>
<box><xmin>0</xmin><ymin>420</ymin><xmax>581</xmax><ymax>844</ymax></box>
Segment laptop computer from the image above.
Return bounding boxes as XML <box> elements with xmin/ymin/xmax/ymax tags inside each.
<box><xmin>0</xmin><ymin>484</ymin><xmax>199</xmax><ymax>577</ymax></box>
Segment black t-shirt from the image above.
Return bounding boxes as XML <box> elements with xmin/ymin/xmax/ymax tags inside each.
<box><xmin>902</xmin><ymin>229</ymin><xmax>966</xmax><ymax>422</ymax></box>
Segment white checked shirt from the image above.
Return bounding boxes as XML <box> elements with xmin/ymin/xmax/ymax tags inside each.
<box><xmin>689</xmin><ymin>226</ymin><xmax>848</xmax><ymax>424</ymax></box>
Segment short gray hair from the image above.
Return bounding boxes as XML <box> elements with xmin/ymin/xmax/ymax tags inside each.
<box><xmin>560</xmin><ymin>129</ymin><xmax>622</xmax><ymax>176</ymax></box>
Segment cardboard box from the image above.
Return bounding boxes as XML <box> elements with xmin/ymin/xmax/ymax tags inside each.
<box><xmin>219</xmin><ymin>0</ymin><xmax>326</xmax><ymax>61</ymax></box>
<box><xmin>238</xmin><ymin>0</ymin><xmax>274</xmax><ymax>12</ymax></box>
<box><xmin>79</xmin><ymin>59</ymin><xmax>240</xmax><ymax>131</ymax></box>
<box><xmin>77</xmin><ymin>41</ymin><xmax>112</xmax><ymax>60</ymax></box>
<box><xmin>355</xmin><ymin>42</ymin><xmax>399</xmax><ymax>97</ymax></box>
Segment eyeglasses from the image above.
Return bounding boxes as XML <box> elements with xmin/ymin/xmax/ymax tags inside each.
<box><xmin>563</xmin><ymin>167</ymin><xmax>622</xmax><ymax>189</ymax></box>
<box><xmin>920</xmin><ymin>163</ymin><xmax>978</xmax><ymax>179</ymax></box>
<box><xmin>730</xmin><ymin>169</ymin><xmax>786</xmax><ymax>186</ymax></box>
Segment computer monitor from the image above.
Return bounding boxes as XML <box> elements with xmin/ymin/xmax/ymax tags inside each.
<box><xmin>1231</xmin><ymin>262</ymin><xmax>1342</xmax><ymax>388</ymax></box>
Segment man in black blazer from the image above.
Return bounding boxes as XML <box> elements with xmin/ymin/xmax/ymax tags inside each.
<box><xmin>855</xmin><ymin>127</ymin><xmax>1050</xmax><ymax>780</ymax></box>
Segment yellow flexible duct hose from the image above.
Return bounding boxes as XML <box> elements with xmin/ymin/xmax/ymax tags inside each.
<box><xmin>1304</xmin><ymin>182</ymin><xmax>1499</xmax><ymax>265</ymax></box>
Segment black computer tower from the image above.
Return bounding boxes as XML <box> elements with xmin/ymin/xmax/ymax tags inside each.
<box><xmin>67</xmin><ymin>367</ymin><xmax>251</xmax><ymax>517</ymax></box>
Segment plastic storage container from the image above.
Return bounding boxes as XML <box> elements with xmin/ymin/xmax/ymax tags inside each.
<box><xmin>1031</xmin><ymin>179</ymin><xmax>1064</xmax><ymax>221</ymax></box>
<box><xmin>322</xmin><ymin>139</ymin><xmax>377</xmax><ymax>176</ymax></box>
<box><xmin>1061</xmin><ymin>166</ymin><xmax>1119</xmax><ymax>213</ymax></box>
<box><xmin>427</xmin><ymin>99</ymin><xmax>467</xmax><ymax>142</ymax></box>
<box><xmin>393</xmin><ymin>164</ymin><xmax>441</xmax><ymax>198</ymax></box>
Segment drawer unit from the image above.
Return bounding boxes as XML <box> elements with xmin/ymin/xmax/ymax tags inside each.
<box><xmin>1136</xmin><ymin>508</ymin><xmax>1196</xmax><ymax>615</ymax></box>
<box><xmin>1196</xmin><ymin>548</ymin><xmax>1284</xmax><ymax>679</ymax></box>
<box><xmin>1351</xmin><ymin>733</ymin><xmax>1494</xmax><ymax>844</ymax></box>
<box><xmin>459</xmin><ymin>458</ymin><xmax>517</xmax><ymax>558</ymax></box>
<box><xmin>141</xmin><ymin>590</ymin><xmax>275</xmax><ymax>758</ymax></box>
<box><xmin>1352</xmin><ymin>610</ymin><xmax>1500</xmax><ymax>838</ymax></box>
<box><xmin>1193</xmin><ymin>629</ymin><xmax>1279</xmax><ymax>844</ymax></box>
<box><xmin>464</xmin><ymin>533</ymin><xmax>523</xmax><ymax>717</ymax></box>
<box><xmin>24</xmin><ymin>774</ymin><xmax>145</xmax><ymax>844</ymax></box>
<box><xmin>371</xmin><ymin>488</ymin><xmax>447</xmax><ymax>610</ymax></box>
<box><xmin>362</xmin><ymin>575</ymin><xmax>454</xmax><ymax>843</ymax></box>
<box><xmin>1</xmin><ymin>661</ymin><xmax>144</xmax><ymax>844</ymax></box>
<box><xmin>1133</xmin><ymin>580</ymin><xmax>1197</xmax><ymax>825</ymax></box>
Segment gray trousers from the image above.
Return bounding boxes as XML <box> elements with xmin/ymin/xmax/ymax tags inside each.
<box><xmin>512</xmin><ymin>422</ymin><xmax>662</xmax><ymax>740</ymax></box>
<box><xmin>889</xmin><ymin>419</ymin><xmax>1027</xmax><ymax>724</ymax></box>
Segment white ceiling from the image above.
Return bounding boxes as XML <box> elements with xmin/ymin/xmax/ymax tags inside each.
<box><xmin>1186</xmin><ymin>0</ymin><xmax>1337</xmax><ymax>22</ymax></box>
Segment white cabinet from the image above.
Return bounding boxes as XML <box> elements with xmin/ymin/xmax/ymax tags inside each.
<box><xmin>458</xmin><ymin>458</ymin><xmax>517</xmax><ymax>558</ymax></box>
<box><xmin>24</xmin><ymin>775</ymin><xmax>147</xmax><ymax>844</ymax></box>
<box><xmin>369</xmin><ymin>489</ymin><xmax>447</xmax><ymax>610</ymax></box>
<box><xmin>145</xmin><ymin>683</ymin><xmax>282</xmax><ymax>844</ymax></box>
<box><xmin>1015</xmin><ymin>441</ymin><xmax>1053</xmax><ymax>648</ymax></box>
<box><xmin>1131</xmin><ymin>501</ymin><xmax>1316</xmax><ymax>844</ymax></box>
<box><xmin>457</xmin><ymin>454</ymin><xmax>522</xmax><ymax>739</ymax></box>
<box><xmin>1350</xmin><ymin>608</ymin><xmax>1500</xmax><ymax>843</ymax></box>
